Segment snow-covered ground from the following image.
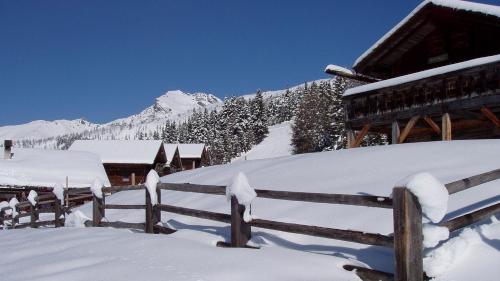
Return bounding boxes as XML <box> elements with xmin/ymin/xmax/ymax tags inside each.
<box><xmin>1</xmin><ymin>140</ymin><xmax>499</xmax><ymax>280</ymax></box>
<box><xmin>233</xmin><ymin>121</ymin><xmax>293</xmax><ymax>162</ymax></box>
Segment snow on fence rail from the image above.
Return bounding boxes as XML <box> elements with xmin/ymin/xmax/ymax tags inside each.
<box><xmin>88</xmin><ymin>168</ymin><xmax>500</xmax><ymax>281</ymax></box>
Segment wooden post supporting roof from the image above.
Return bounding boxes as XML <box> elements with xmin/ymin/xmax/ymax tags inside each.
<box><xmin>350</xmin><ymin>124</ymin><xmax>371</xmax><ymax>148</ymax></box>
<box><xmin>424</xmin><ymin>116</ymin><xmax>441</xmax><ymax>135</ymax></box>
<box><xmin>347</xmin><ymin>129</ymin><xmax>355</xmax><ymax>148</ymax></box>
<box><xmin>392</xmin><ymin>121</ymin><xmax>400</xmax><ymax>145</ymax></box>
<box><xmin>398</xmin><ymin>116</ymin><xmax>420</xmax><ymax>144</ymax></box>
<box><xmin>480</xmin><ymin>106</ymin><xmax>500</xmax><ymax>127</ymax></box>
<box><xmin>442</xmin><ymin>113</ymin><xmax>452</xmax><ymax>141</ymax></box>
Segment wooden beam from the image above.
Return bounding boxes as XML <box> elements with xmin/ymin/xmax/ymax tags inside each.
<box><xmin>398</xmin><ymin>116</ymin><xmax>420</xmax><ymax>143</ymax></box>
<box><xmin>442</xmin><ymin>113</ymin><xmax>452</xmax><ymax>141</ymax></box>
<box><xmin>350</xmin><ymin>124</ymin><xmax>371</xmax><ymax>148</ymax></box>
<box><xmin>392</xmin><ymin>187</ymin><xmax>424</xmax><ymax>281</ymax></box>
<box><xmin>480</xmin><ymin>106</ymin><xmax>500</xmax><ymax>127</ymax></box>
<box><xmin>424</xmin><ymin>116</ymin><xmax>441</xmax><ymax>135</ymax></box>
<box><xmin>392</xmin><ymin>121</ymin><xmax>400</xmax><ymax>145</ymax></box>
<box><xmin>346</xmin><ymin>129</ymin><xmax>355</xmax><ymax>148</ymax></box>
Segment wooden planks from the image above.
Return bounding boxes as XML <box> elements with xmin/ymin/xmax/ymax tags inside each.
<box><xmin>158</xmin><ymin>183</ymin><xmax>226</xmax><ymax>195</ymax></box>
<box><xmin>392</xmin><ymin>187</ymin><xmax>423</xmax><ymax>281</ymax></box>
<box><xmin>424</xmin><ymin>116</ymin><xmax>441</xmax><ymax>134</ymax></box>
<box><xmin>445</xmin><ymin>168</ymin><xmax>500</xmax><ymax>194</ymax></box>
<box><xmin>481</xmin><ymin>106</ymin><xmax>500</xmax><ymax>127</ymax></box>
<box><xmin>350</xmin><ymin>124</ymin><xmax>371</xmax><ymax>148</ymax></box>
<box><xmin>105</xmin><ymin>204</ymin><xmax>145</xmax><ymax>210</ymax></box>
<box><xmin>250</xmin><ymin>218</ymin><xmax>393</xmax><ymax>248</ymax></box>
<box><xmin>398</xmin><ymin>116</ymin><xmax>420</xmax><ymax>143</ymax></box>
<box><xmin>442</xmin><ymin>113</ymin><xmax>452</xmax><ymax>141</ymax></box>
<box><xmin>440</xmin><ymin>202</ymin><xmax>500</xmax><ymax>233</ymax></box>
<box><xmin>158</xmin><ymin>204</ymin><xmax>231</xmax><ymax>223</ymax></box>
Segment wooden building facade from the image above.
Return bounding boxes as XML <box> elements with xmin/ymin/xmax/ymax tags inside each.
<box><xmin>326</xmin><ymin>1</ymin><xmax>500</xmax><ymax>147</ymax></box>
<box><xmin>69</xmin><ymin>140</ymin><xmax>167</xmax><ymax>186</ymax></box>
<box><xmin>177</xmin><ymin>144</ymin><xmax>210</xmax><ymax>170</ymax></box>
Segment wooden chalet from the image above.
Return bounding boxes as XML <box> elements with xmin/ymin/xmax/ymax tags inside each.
<box><xmin>163</xmin><ymin>144</ymin><xmax>183</xmax><ymax>174</ymax></box>
<box><xmin>69</xmin><ymin>140</ymin><xmax>167</xmax><ymax>186</ymax></box>
<box><xmin>176</xmin><ymin>144</ymin><xmax>210</xmax><ymax>170</ymax></box>
<box><xmin>326</xmin><ymin>0</ymin><xmax>500</xmax><ymax>147</ymax></box>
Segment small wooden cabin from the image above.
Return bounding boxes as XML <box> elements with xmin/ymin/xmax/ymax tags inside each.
<box><xmin>163</xmin><ymin>144</ymin><xmax>183</xmax><ymax>174</ymax></box>
<box><xmin>326</xmin><ymin>0</ymin><xmax>500</xmax><ymax>147</ymax></box>
<box><xmin>69</xmin><ymin>140</ymin><xmax>167</xmax><ymax>186</ymax></box>
<box><xmin>176</xmin><ymin>144</ymin><xmax>210</xmax><ymax>170</ymax></box>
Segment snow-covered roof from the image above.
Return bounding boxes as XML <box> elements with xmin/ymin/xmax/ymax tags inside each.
<box><xmin>345</xmin><ymin>54</ymin><xmax>500</xmax><ymax>96</ymax></box>
<box><xmin>324</xmin><ymin>65</ymin><xmax>354</xmax><ymax>76</ymax></box>
<box><xmin>177</xmin><ymin>144</ymin><xmax>206</xmax><ymax>159</ymax></box>
<box><xmin>0</xmin><ymin>148</ymin><xmax>110</xmax><ymax>188</ymax></box>
<box><xmin>163</xmin><ymin>144</ymin><xmax>179</xmax><ymax>165</ymax></box>
<box><xmin>353</xmin><ymin>0</ymin><xmax>500</xmax><ymax>68</ymax></box>
<box><xmin>69</xmin><ymin>140</ymin><xmax>165</xmax><ymax>164</ymax></box>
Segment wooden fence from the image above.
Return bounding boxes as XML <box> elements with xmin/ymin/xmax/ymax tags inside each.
<box><xmin>90</xmin><ymin>168</ymin><xmax>500</xmax><ymax>281</ymax></box>
<box><xmin>0</xmin><ymin>188</ymin><xmax>92</xmax><ymax>229</ymax></box>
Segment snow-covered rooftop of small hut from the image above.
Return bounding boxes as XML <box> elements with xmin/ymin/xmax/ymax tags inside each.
<box><xmin>163</xmin><ymin>144</ymin><xmax>179</xmax><ymax>165</ymax></box>
<box><xmin>353</xmin><ymin>0</ymin><xmax>500</xmax><ymax>68</ymax></box>
<box><xmin>0</xmin><ymin>148</ymin><xmax>110</xmax><ymax>188</ymax></box>
<box><xmin>69</xmin><ymin>140</ymin><xmax>164</xmax><ymax>164</ymax></box>
<box><xmin>177</xmin><ymin>144</ymin><xmax>206</xmax><ymax>158</ymax></box>
<box><xmin>345</xmin><ymin>54</ymin><xmax>500</xmax><ymax>96</ymax></box>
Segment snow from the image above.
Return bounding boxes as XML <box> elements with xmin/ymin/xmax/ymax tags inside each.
<box><xmin>0</xmin><ymin>148</ymin><xmax>110</xmax><ymax>188</ymax></box>
<box><xmin>52</xmin><ymin>183</ymin><xmax>65</xmax><ymax>204</ymax></box>
<box><xmin>226</xmin><ymin>172</ymin><xmax>256</xmax><ymax>222</ymax></box>
<box><xmin>64</xmin><ymin>210</ymin><xmax>91</xmax><ymax>228</ymax></box>
<box><xmin>354</xmin><ymin>0</ymin><xmax>500</xmax><ymax>68</ymax></box>
<box><xmin>177</xmin><ymin>143</ymin><xmax>206</xmax><ymax>159</ymax></box>
<box><xmin>0</xmin><ymin>201</ymin><xmax>10</xmax><ymax>214</ymax></box>
<box><xmin>163</xmin><ymin>143</ymin><xmax>179</xmax><ymax>165</ymax></box>
<box><xmin>346</xmin><ymin>54</ymin><xmax>500</xmax><ymax>96</ymax></box>
<box><xmin>8</xmin><ymin>198</ymin><xmax>18</xmax><ymax>217</ymax></box>
<box><xmin>0</xmin><ymin>227</ymin><xmax>360</xmax><ymax>281</ymax></box>
<box><xmin>233</xmin><ymin>121</ymin><xmax>293</xmax><ymax>162</ymax></box>
<box><xmin>398</xmin><ymin>172</ymin><xmax>449</xmax><ymax>223</ymax></box>
<box><xmin>423</xmin><ymin>218</ymin><xmax>500</xmax><ymax>278</ymax></box>
<box><xmin>324</xmin><ymin>64</ymin><xmax>354</xmax><ymax>76</ymax></box>
<box><xmin>71</xmin><ymin>140</ymin><xmax>500</xmax><ymax>276</ymax></box>
<box><xmin>27</xmin><ymin>190</ymin><xmax>38</xmax><ymax>206</ymax></box>
<box><xmin>69</xmin><ymin>140</ymin><xmax>165</xmax><ymax>164</ymax></box>
<box><xmin>423</xmin><ymin>224</ymin><xmax>450</xmax><ymax>248</ymax></box>
<box><xmin>90</xmin><ymin>178</ymin><xmax>104</xmax><ymax>199</ymax></box>
<box><xmin>145</xmin><ymin>170</ymin><xmax>160</xmax><ymax>205</ymax></box>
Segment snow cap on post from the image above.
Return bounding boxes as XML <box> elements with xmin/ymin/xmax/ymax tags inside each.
<box><xmin>91</xmin><ymin>178</ymin><xmax>104</xmax><ymax>199</ymax></box>
<box><xmin>145</xmin><ymin>170</ymin><xmax>160</xmax><ymax>205</ymax></box>
<box><xmin>396</xmin><ymin>172</ymin><xmax>449</xmax><ymax>223</ymax></box>
<box><xmin>52</xmin><ymin>183</ymin><xmax>65</xmax><ymax>204</ymax></box>
<box><xmin>226</xmin><ymin>172</ymin><xmax>257</xmax><ymax>222</ymax></box>
<box><xmin>27</xmin><ymin>190</ymin><xmax>38</xmax><ymax>206</ymax></box>
<box><xmin>9</xmin><ymin>197</ymin><xmax>19</xmax><ymax>217</ymax></box>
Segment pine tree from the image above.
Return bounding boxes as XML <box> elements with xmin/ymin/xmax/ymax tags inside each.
<box><xmin>250</xmin><ymin>90</ymin><xmax>269</xmax><ymax>144</ymax></box>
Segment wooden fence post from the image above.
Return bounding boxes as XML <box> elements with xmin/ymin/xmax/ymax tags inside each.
<box><xmin>30</xmin><ymin>197</ymin><xmax>39</xmax><ymax>228</ymax></box>
<box><xmin>155</xmin><ymin>187</ymin><xmax>161</xmax><ymax>228</ymax></box>
<box><xmin>92</xmin><ymin>193</ymin><xmax>105</xmax><ymax>227</ymax></box>
<box><xmin>392</xmin><ymin>187</ymin><xmax>423</xmax><ymax>281</ymax></box>
<box><xmin>145</xmin><ymin>188</ymin><xmax>154</xmax><ymax>234</ymax></box>
<box><xmin>131</xmin><ymin>173</ymin><xmax>136</xmax><ymax>186</ymax></box>
<box><xmin>54</xmin><ymin>197</ymin><xmax>63</xmax><ymax>227</ymax></box>
<box><xmin>230</xmin><ymin>196</ymin><xmax>251</xmax><ymax>247</ymax></box>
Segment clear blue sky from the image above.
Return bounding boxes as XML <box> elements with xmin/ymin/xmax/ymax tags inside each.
<box><xmin>1</xmin><ymin>0</ymin><xmax>497</xmax><ymax>125</ymax></box>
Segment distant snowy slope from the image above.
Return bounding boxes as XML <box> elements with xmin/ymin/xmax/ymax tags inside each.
<box><xmin>0</xmin><ymin>119</ymin><xmax>97</xmax><ymax>141</ymax></box>
<box><xmin>233</xmin><ymin>121</ymin><xmax>293</xmax><ymax>162</ymax></box>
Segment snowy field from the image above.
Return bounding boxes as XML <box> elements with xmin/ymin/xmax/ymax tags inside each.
<box><xmin>1</xmin><ymin>140</ymin><xmax>499</xmax><ymax>280</ymax></box>
<box><xmin>232</xmin><ymin>121</ymin><xmax>293</xmax><ymax>162</ymax></box>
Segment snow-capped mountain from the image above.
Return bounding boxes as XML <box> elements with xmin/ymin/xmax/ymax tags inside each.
<box><xmin>0</xmin><ymin>79</ymin><xmax>330</xmax><ymax>149</ymax></box>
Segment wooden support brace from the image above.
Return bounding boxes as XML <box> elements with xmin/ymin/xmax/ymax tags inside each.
<box><xmin>392</xmin><ymin>121</ymin><xmax>400</xmax><ymax>145</ymax></box>
<box><xmin>92</xmin><ymin>194</ymin><xmax>105</xmax><ymax>227</ymax></box>
<box><xmin>398</xmin><ymin>116</ymin><xmax>420</xmax><ymax>144</ymax></box>
<box><xmin>424</xmin><ymin>116</ymin><xmax>441</xmax><ymax>135</ymax></box>
<box><xmin>442</xmin><ymin>113</ymin><xmax>452</xmax><ymax>141</ymax></box>
<box><xmin>393</xmin><ymin>187</ymin><xmax>424</xmax><ymax>281</ymax></box>
<box><xmin>145</xmin><ymin>188</ymin><xmax>154</xmax><ymax>234</ymax></box>
<box><xmin>480</xmin><ymin>106</ymin><xmax>500</xmax><ymax>127</ymax></box>
<box><xmin>350</xmin><ymin>124</ymin><xmax>371</xmax><ymax>148</ymax></box>
<box><xmin>30</xmin><ymin>198</ymin><xmax>39</xmax><ymax>228</ymax></box>
<box><xmin>230</xmin><ymin>196</ymin><xmax>251</xmax><ymax>247</ymax></box>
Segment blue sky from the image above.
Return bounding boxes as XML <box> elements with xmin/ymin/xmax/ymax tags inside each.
<box><xmin>1</xmin><ymin>0</ymin><xmax>497</xmax><ymax>125</ymax></box>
